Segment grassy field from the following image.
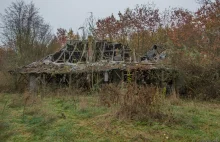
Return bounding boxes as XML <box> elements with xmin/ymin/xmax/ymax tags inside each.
<box><xmin>0</xmin><ymin>92</ymin><xmax>220</xmax><ymax>142</ymax></box>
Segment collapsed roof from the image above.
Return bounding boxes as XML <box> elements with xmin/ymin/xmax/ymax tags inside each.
<box><xmin>141</xmin><ymin>45</ymin><xmax>166</xmax><ymax>62</ymax></box>
<box><xmin>13</xmin><ymin>40</ymin><xmax>169</xmax><ymax>74</ymax></box>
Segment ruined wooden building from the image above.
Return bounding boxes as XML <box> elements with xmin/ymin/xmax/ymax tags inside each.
<box><xmin>11</xmin><ymin>39</ymin><xmax>178</xmax><ymax>92</ymax></box>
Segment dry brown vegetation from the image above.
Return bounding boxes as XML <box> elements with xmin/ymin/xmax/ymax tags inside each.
<box><xmin>99</xmin><ymin>84</ymin><xmax>170</xmax><ymax>121</ymax></box>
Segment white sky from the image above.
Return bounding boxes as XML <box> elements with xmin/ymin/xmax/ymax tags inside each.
<box><xmin>0</xmin><ymin>0</ymin><xmax>201</xmax><ymax>34</ymax></box>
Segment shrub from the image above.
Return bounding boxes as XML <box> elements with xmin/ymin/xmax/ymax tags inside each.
<box><xmin>0</xmin><ymin>72</ymin><xmax>15</xmax><ymax>93</ymax></box>
<box><xmin>170</xmin><ymin>48</ymin><xmax>220</xmax><ymax>100</ymax></box>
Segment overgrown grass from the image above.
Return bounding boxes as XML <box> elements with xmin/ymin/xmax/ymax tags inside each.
<box><xmin>99</xmin><ymin>84</ymin><xmax>167</xmax><ymax>121</ymax></box>
<box><xmin>0</xmin><ymin>91</ymin><xmax>220</xmax><ymax>142</ymax></box>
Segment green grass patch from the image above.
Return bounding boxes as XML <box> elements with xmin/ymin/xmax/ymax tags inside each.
<box><xmin>0</xmin><ymin>93</ymin><xmax>220</xmax><ymax>142</ymax></box>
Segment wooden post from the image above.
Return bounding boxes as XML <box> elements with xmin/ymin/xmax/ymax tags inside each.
<box><xmin>133</xmin><ymin>49</ymin><xmax>136</xmax><ymax>63</ymax></box>
<box><xmin>64</xmin><ymin>52</ymin><xmax>66</xmax><ymax>62</ymax></box>
<box><xmin>92</xmin><ymin>67</ymin><xmax>94</xmax><ymax>89</ymax></box>
<box><xmin>69</xmin><ymin>73</ymin><xmax>72</xmax><ymax>90</ymax></box>
<box><xmin>29</xmin><ymin>74</ymin><xmax>38</xmax><ymax>92</ymax></box>
<box><xmin>104</xmin><ymin>71</ymin><xmax>109</xmax><ymax>82</ymax></box>
<box><xmin>112</xmin><ymin>44</ymin><xmax>115</xmax><ymax>61</ymax></box>
<box><xmin>121</xmin><ymin>70</ymin><xmax>124</xmax><ymax>89</ymax></box>
<box><xmin>122</xmin><ymin>45</ymin><xmax>125</xmax><ymax>62</ymax></box>
<box><xmin>101</xmin><ymin>42</ymin><xmax>105</xmax><ymax>60</ymax></box>
<box><xmin>79</xmin><ymin>42</ymin><xmax>87</xmax><ymax>62</ymax></box>
<box><xmin>88</xmin><ymin>36</ymin><xmax>93</xmax><ymax>62</ymax></box>
<box><xmin>96</xmin><ymin>72</ymin><xmax>99</xmax><ymax>88</ymax></box>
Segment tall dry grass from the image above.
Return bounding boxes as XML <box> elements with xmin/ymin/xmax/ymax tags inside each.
<box><xmin>99</xmin><ymin>84</ymin><xmax>167</xmax><ymax>121</ymax></box>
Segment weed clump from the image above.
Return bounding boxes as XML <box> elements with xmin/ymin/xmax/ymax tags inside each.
<box><xmin>99</xmin><ymin>84</ymin><xmax>167</xmax><ymax>121</ymax></box>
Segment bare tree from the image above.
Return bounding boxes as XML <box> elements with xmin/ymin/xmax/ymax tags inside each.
<box><xmin>0</xmin><ymin>0</ymin><xmax>53</xmax><ymax>65</ymax></box>
<box><xmin>78</xmin><ymin>12</ymin><xmax>97</xmax><ymax>40</ymax></box>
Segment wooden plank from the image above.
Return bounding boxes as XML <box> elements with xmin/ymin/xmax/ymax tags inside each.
<box><xmin>79</xmin><ymin>42</ymin><xmax>87</xmax><ymax>63</ymax></box>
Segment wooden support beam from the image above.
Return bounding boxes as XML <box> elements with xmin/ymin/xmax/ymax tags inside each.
<box><xmin>122</xmin><ymin>45</ymin><xmax>125</xmax><ymax>62</ymax></box>
<box><xmin>69</xmin><ymin>73</ymin><xmax>72</xmax><ymax>89</ymax></box>
<box><xmin>133</xmin><ymin>49</ymin><xmax>136</xmax><ymax>63</ymax></box>
<box><xmin>92</xmin><ymin>41</ymin><xmax>97</xmax><ymax>62</ymax></box>
<box><xmin>66</xmin><ymin>42</ymin><xmax>78</xmax><ymax>63</ymax></box>
<box><xmin>55</xmin><ymin>45</ymin><xmax>68</xmax><ymax>62</ymax></box>
<box><xmin>91</xmin><ymin>67</ymin><xmax>94</xmax><ymax>89</ymax></box>
<box><xmin>101</xmin><ymin>42</ymin><xmax>106</xmax><ymax>60</ymax></box>
<box><xmin>114</xmin><ymin>70</ymin><xmax>122</xmax><ymax>80</ymax></box>
<box><xmin>88</xmin><ymin>37</ymin><xmax>93</xmax><ymax>62</ymax></box>
<box><xmin>79</xmin><ymin>42</ymin><xmax>87</xmax><ymax>63</ymax></box>
<box><xmin>64</xmin><ymin>51</ymin><xmax>66</xmax><ymax>62</ymax></box>
<box><xmin>29</xmin><ymin>74</ymin><xmax>38</xmax><ymax>92</ymax></box>
<box><xmin>111</xmin><ymin>44</ymin><xmax>115</xmax><ymax>61</ymax></box>
<box><xmin>93</xmin><ymin>72</ymin><xmax>104</xmax><ymax>87</ymax></box>
<box><xmin>121</xmin><ymin>70</ymin><xmax>124</xmax><ymax>88</ymax></box>
<box><xmin>104</xmin><ymin>71</ymin><xmax>109</xmax><ymax>82</ymax></box>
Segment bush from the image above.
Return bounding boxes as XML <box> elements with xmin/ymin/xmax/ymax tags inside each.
<box><xmin>0</xmin><ymin>72</ymin><xmax>15</xmax><ymax>92</ymax></box>
<box><xmin>169</xmin><ymin>47</ymin><xmax>220</xmax><ymax>100</ymax></box>
<box><xmin>183</xmin><ymin>62</ymin><xmax>220</xmax><ymax>100</ymax></box>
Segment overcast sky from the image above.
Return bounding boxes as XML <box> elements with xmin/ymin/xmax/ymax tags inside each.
<box><xmin>0</xmin><ymin>0</ymin><xmax>201</xmax><ymax>34</ymax></box>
